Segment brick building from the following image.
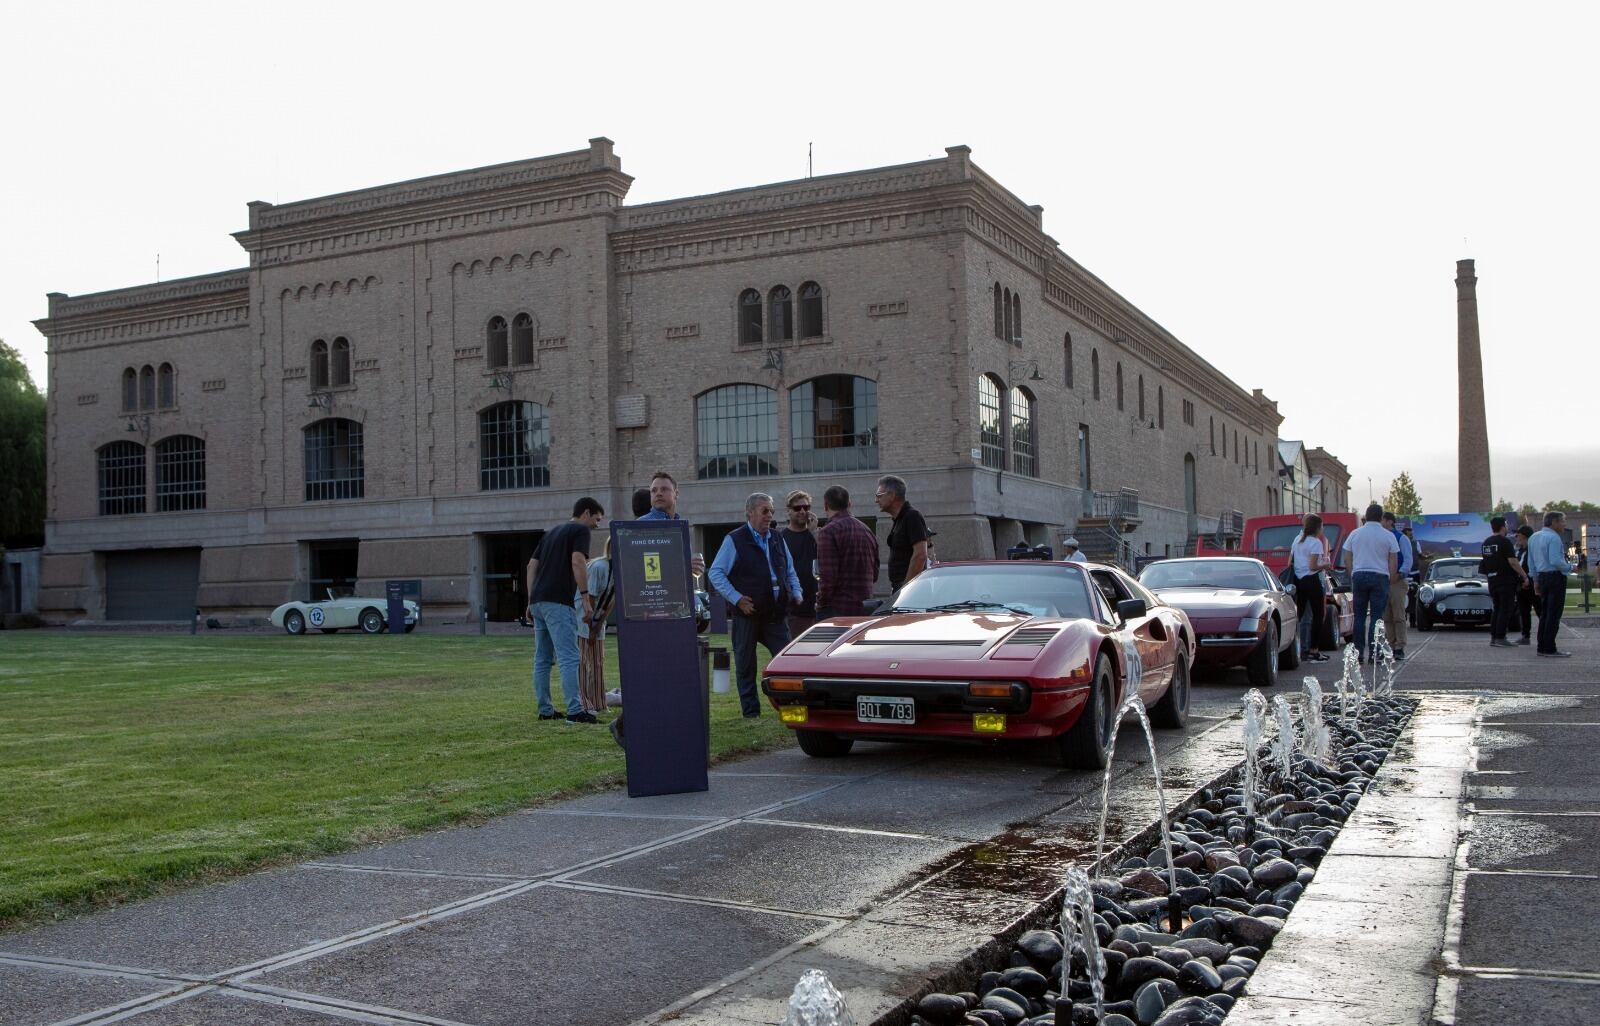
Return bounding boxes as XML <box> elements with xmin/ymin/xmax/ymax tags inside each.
<box><xmin>34</xmin><ymin>140</ymin><xmax>1286</xmax><ymax>622</ymax></box>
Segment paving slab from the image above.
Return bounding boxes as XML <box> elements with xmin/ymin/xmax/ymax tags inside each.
<box><xmin>0</xmin><ymin>866</ymin><xmax>494</xmax><ymax>976</ymax></box>
<box><xmin>709</xmin><ymin>741</ymin><xmax>927</xmax><ymax>777</ymax></box>
<box><xmin>255</xmin><ymin>884</ymin><xmax>824</xmax><ymax>1026</ymax></box>
<box><xmin>760</xmin><ymin>774</ymin><xmax>1074</xmax><ymax>841</ymax></box>
<box><xmin>1479</xmin><ymin>693</ymin><xmax>1600</xmax><ymax>724</ymax></box>
<box><xmin>1453</xmin><ymin>973</ymin><xmax>1600</xmax><ymax>1026</ymax></box>
<box><xmin>1458</xmin><ymin>874</ymin><xmax>1600</xmax><ymax>974</ymax></box>
<box><xmin>570</xmin><ymin>820</ymin><xmax>964</xmax><ymax>916</ymax></box>
<box><xmin>556</xmin><ymin>772</ymin><xmax>840</xmax><ymax>819</ymax></box>
<box><xmin>2</xmin><ymin>960</ymin><xmax>180</xmax><ymax>1026</ymax></box>
<box><xmin>318</xmin><ymin>810</ymin><xmax>708</xmax><ymax>878</ymax></box>
<box><xmin>117</xmin><ymin>989</ymin><xmax>364</xmax><ymax>1025</ymax></box>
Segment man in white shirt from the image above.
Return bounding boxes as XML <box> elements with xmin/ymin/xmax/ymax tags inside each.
<box><xmin>1340</xmin><ymin>503</ymin><xmax>1400</xmax><ymax>661</ymax></box>
<box><xmin>1061</xmin><ymin>536</ymin><xmax>1088</xmax><ymax>563</ymax></box>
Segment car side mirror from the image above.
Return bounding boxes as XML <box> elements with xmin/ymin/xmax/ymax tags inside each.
<box><xmin>1116</xmin><ymin>598</ymin><xmax>1147</xmax><ymax>621</ymax></box>
<box><xmin>862</xmin><ymin>597</ymin><xmax>886</xmax><ymax>615</ymax></box>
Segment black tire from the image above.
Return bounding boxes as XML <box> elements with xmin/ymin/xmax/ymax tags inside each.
<box><xmin>359</xmin><ymin>608</ymin><xmax>386</xmax><ymax>634</ymax></box>
<box><xmin>1417</xmin><ymin>606</ymin><xmax>1434</xmax><ymax>632</ymax></box>
<box><xmin>1149</xmin><ymin>648</ymin><xmax>1190</xmax><ymax>730</ymax></box>
<box><xmin>284</xmin><ymin>610</ymin><xmax>306</xmax><ymax>635</ymax></box>
<box><xmin>1059</xmin><ymin>656</ymin><xmax>1117</xmax><ymax>769</ymax></box>
<box><xmin>1247</xmin><ymin>622</ymin><xmax>1279</xmax><ymax>688</ymax></box>
<box><xmin>795</xmin><ymin>730</ymin><xmax>854</xmax><ymax>758</ymax></box>
<box><xmin>1278</xmin><ymin>619</ymin><xmax>1301</xmax><ymax>671</ymax></box>
<box><xmin>403</xmin><ymin>623</ymin><xmax>416</xmax><ymax>633</ymax></box>
<box><xmin>319</xmin><ymin>628</ymin><xmax>340</xmax><ymax>634</ymax></box>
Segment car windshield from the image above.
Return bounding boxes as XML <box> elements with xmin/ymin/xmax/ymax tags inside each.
<box><xmin>1140</xmin><ymin>560</ymin><xmax>1268</xmax><ymax>591</ymax></box>
<box><xmin>1254</xmin><ymin>523</ymin><xmax>1343</xmax><ymax>553</ymax></box>
<box><xmin>1429</xmin><ymin>560</ymin><xmax>1483</xmax><ymax>582</ymax></box>
<box><xmin>892</xmin><ymin>564</ymin><xmax>1093</xmax><ymax>619</ymax></box>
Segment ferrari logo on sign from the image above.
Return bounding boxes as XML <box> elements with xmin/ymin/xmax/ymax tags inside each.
<box><xmin>643</xmin><ymin>553</ymin><xmax>662</xmax><ymax>582</ymax></box>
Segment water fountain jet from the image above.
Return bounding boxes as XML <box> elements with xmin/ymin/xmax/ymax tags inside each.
<box><xmin>1093</xmin><ymin>692</ymin><xmax>1181</xmax><ymax>931</ymax></box>
<box><xmin>781</xmin><ymin>969</ymin><xmax>854</xmax><ymax>1026</ymax></box>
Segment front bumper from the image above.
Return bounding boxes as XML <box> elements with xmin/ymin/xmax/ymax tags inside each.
<box><xmin>761</xmin><ymin>676</ymin><xmax>1088</xmax><ymax>740</ymax></box>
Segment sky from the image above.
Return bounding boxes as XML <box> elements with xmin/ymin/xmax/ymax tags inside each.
<box><xmin>2</xmin><ymin>1</ymin><xmax>1595</xmax><ymax>509</ymax></box>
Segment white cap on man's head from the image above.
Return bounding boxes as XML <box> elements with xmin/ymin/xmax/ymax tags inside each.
<box><xmin>1063</xmin><ymin>537</ymin><xmax>1080</xmax><ymax>548</ymax></box>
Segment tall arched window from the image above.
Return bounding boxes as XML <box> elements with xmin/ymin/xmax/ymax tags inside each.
<box><xmin>1011</xmin><ymin>292</ymin><xmax>1022</xmax><ymax>343</ymax></box>
<box><xmin>1116</xmin><ymin>363</ymin><xmax>1124</xmax><ymax>411</ymax></box>
<box><xmin>479</xmin><ymin>401</ymin><xmax>551</xmax><ymax>490</ymax></box>
<box><xmin>1183</xmin><ymin>454</ymin><xmax>1198</xmax><ymax>519</ymax></box>
<box><xmin>155</xmin><ymin>435</ymin><xmax>205</xmax><ymax>511</ymax></box>
<box><xmin>1138</xmin><ymin>374</ymin><xmax>1146</xmax><ymax>421</ymax></box>
<box><xmin>993</xmin><ymin>284</ymin><xmax>1004</xmax><ymax>339</ymax></box>
<box><xmin>738</xmin><ymin>289</ymin><xmax>763</xmax><ymax>345</ymax></box>
<box><xmin>1009</xmin><ymin>386</ymin><xmax>1036</xmax><ymax>477</ymax></box>
<box><xmin>512</xmin><ymin>313</ymin><xmax>535</xmax><ymax>365</ymax></box>
<box><xmin>1209</xmin><ymin>416</ymin><xmax>1216</xmax><ymax>455</ymax></box>
<box><xmin>310</xmin><ymin>340</ymin><xmax>330</xmax><ymax>388</ymax></box>
<box><xmin>98</xmin><ymin>441</ymin><xmax>146</xmax><ymax>515</ymax></box>
<box><xmin>791</xmin><ymin>375</ymin><xmax>878</xmax><ymax>473</ymax></box>
<box><xmin>1158</xmin><ymin>386</ymin><xmax>1165</xmax><ymax>429</ymax></box>
<box><xmin>769</xmin><ymin>286</ymin><xmax>794</xmax><ymax>343</ymax></box>
<box><xmin>158</xmin><ymin>363</ymin><xmax>175</xmax><ymax>409</ymax></box>
<box><xmin>331</xmin><ymin>337</ymin><xmax>351</xmax><ymax>387</ymax></box>
<box><xmin>121</xmin><ymin>368</ymin><xmax>138</xmax><ymax>412</ymax></box>
<box><xmin>486</xmin><ymin>317</ymin><xmax>509</xmax><ymax>369</ymax></box>
<box><xmin>1064</xmin><ymin>333</ymin><xmax>1074</xmax><ymax>389</ymax></box>
<box><xmin>1091</xmin><ymin>349</ymin><xmax>1101</xmax><ymax>400</ymax></box>
<box><xmin>1002</xmin><ymin>289</ymin><xmax>1014</xmax><ymax>344</ymax></box>
<box><xmin>139</xmin><ymin>365</ymin><xmax>155</xmax><ymax>411</ymax></box>
<box><xmin>799</xmin><ymin>282</ymin><xmax>824</xmax><ymax>338</ymax></box>
<box><xmin>696</xmin><ymin>384</ymin><xmax>777</xmax><ymax>479</ymax></box>
<box><xmin>978</xmin><ymin>374</ymin><xmax>1005</xmax><ymax>470</ymax></box>
<box><xmin>304</xmin><ymin>418</ymin><xmax>364</xmax><ymax>501</ymax></box>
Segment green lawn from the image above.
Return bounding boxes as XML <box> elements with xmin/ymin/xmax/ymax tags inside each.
<box><xmin>0</xmin><ymin>632</ymin><xmax>788</xmax><ymax>931</ymax></box>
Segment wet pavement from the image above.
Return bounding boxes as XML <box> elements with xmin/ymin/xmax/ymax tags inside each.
<box><xmin>5</xmin><ymin>621</ymin><xmax>1594</xmax><ymax>1026</ymax></box>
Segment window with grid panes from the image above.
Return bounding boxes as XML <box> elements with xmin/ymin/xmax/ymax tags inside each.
<box><xmin>304</xmin><ymin>418</ymin><xmax>364</xmax><ymax>501</ymax></box>
<box><xmin>978</xmin><ymin>374</ymin><xmax>1005</xmax><ymax>469</ymax></box>
<box><xmin>1010</xmin><ymin>387</ymin><xmax>1037</xmax><ymax>476</ymax></box>
<box><xmin>696</xmin><ymin>384</ymin><xmax>777</xmax><ymax>479</ymax></box>
<box><xmin>98</xmin><ymin>441</ymin><xmax>146</xmax><ymax>515</ymax></box>
<box><xmin>479</xmin><ymin>401</ymin><xmax>550</xmax><ymax>490</ymax></box>
<box><xmin>155</xmin><ymin>435</ymin><xmax>206</xmax><ymax>511</ymax></box>
<box><xmin>791</xmin><ymin>375</ymin><xmax>877</xmax><ymax>473</ymax></box>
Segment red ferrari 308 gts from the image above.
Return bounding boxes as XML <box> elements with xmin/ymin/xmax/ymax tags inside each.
<box><xmin>761</xmin><ymin>560</ymin><xmax>1194</xmax><ymax>768</ymax></box>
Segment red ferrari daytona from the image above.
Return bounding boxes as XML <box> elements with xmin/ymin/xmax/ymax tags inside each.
<box><xmin>761</xmin><ymin>560</ymin><xmax>1194</xmax><ymax>768</ymax></box>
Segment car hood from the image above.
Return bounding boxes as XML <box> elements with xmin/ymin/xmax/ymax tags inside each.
<box><xmin>1150</xmin><ymin>588</ymin><xmax>1266</xmax><ymax>615</ymax></box>
<box><xmin>789</xmin><ymin>611</ymin><xmax>1050</xmax><ymax>662</ymax></box>
<box><xmin>1423</xmin><ymin>578</ymin><xmax>1487</xmax><ymax>592</ymax></box>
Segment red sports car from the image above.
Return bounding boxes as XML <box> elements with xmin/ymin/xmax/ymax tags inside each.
<box><xmin>761</xmin><ymin>560</ymin><xmax>1194</xmax><ymax>768</ymax></box>
<box><xmin>1137</xmin><ymin>557</ymin><xmax>1301</xmax><ymax>687</ymax></box>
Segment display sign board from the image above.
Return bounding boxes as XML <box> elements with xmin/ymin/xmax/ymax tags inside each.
<box><xmin>1410</xmin><ymin>513</ymin><xmax>1521</xmax><ymax>558</ymax></box>
<box><xmin>385</xmin><ymin>579</ymin><xmax>419</xmax><ymax>635</ymax></box>
<box><xmin>611</xmin><ymin>520</ymin><xmax>708</xmax><ymax>797</ymax></box>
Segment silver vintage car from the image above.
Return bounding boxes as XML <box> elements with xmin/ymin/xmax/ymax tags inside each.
<box><xmin>1415</xmin><ymin>557</ymin><xmax>1493</xmax><ymax>631</ymax></box>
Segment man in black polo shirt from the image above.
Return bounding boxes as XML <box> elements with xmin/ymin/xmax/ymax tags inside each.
<box><xmin>875</xmin><ymin>474</ymin><xmax>929</xmax><ymax>591</ymax></box>
<box><xmin>526</xmin><ymin>497</ymin><xmax>604</xmax><ymax>723</ymax></box>
<box><xmin>1480</xmin><ymin>515</ymin><xmax>1527</xmax><ymax>648</ymax></box>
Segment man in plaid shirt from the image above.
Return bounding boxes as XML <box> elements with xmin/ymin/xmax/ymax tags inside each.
<box><xmin>815</xmin><ymin>485</ymin><xmax>881</xmax><ymax>619</ymax></box>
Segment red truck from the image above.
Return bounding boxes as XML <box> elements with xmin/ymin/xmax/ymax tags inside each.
<box><xmin>1197</xmin><ymin>512</ymin><xmax>1356</xmax><ymax>651</ymax></box>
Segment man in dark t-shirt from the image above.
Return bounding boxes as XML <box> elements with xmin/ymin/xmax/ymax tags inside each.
<box><xmin>527</xmin><ymin>497</ymin><xmax>604</xmax><ymax>722</ymax></box>
<box><xmin>1480</xmin><ymin>515</ymin><xmax>1526</xmax><ymax>647</ymax></box>
<box><xmin>875</xmin><ymin>474</ymin><xmax>930</xmax><ymax>591</ymax></box>
<box><xmin>780</xmin><ymin>489</ymin><xmax>819</xmax><ymax>639</ymax></box>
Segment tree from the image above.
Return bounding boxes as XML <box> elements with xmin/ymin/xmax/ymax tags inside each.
<box><xmin>1382</xmin><ymin>471</ymin><xmax>1423</xmax><ymax>518</ymax></box>
<box><xmin>1492</xmin><ymin>497</ymin><xmax>1514</xmax><ymax>514</ymax></box>
<box><xmin>1544</xmin><ymin>499</ymin><xmax>1577</xmax><ymax>513</ymax></box>
<box><xmin>1517</xmin><ymin>503</ymin><xmax>1540</xmax><ymax>521</ymax></box>
<box><xmin>0</xmin><ymin>340</ymin><xmax>46</xmax><ymax>548</ymax></box>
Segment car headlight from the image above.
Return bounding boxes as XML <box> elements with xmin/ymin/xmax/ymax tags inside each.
<box><xmin>1238</xmin><ymin>616</ymin><xmax>1265</xmax><ymax>632</ymax></box>
<box><xmin>1418</xmin><ymin>586</ymin><xmax>1435</xmax><ymax>603</ymax></box>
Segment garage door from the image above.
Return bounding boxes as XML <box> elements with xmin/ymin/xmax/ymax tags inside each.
<box><xmin>104</xmin><ymin>548</ymin><xmax>201</xmax><ymax>621</ymax></box>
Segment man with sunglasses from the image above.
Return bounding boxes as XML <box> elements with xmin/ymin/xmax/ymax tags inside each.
<box><xmin>781</xmin><ymin>489</ymin><xmax>820</xmax><ymax>640</ymax></box>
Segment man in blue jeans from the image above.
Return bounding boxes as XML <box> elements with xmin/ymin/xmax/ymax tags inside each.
<box><xmin>526</xmin><ymin>497</ymin><xmax>605</xmax><ymax>723</ymax></box>
<box><xmin>1340</xmin><ymin>503</ymin><xmax>1400</xmax><ymax>662</ymax></box>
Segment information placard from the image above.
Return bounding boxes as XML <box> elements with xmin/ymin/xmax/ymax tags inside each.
<box><xmin>614</xmin><ymin>524</ymin><xmax>692</xmax><ymax>621</ymax></box>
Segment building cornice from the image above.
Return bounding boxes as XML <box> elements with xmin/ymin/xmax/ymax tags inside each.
<box><xmin>34</xmin><ymin>270</ymin><xmax>251</xmax><ymax>347</ymax></box>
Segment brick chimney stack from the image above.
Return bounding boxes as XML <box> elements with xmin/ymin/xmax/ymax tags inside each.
<box><xmin>1456</xmin><ymin>259</ymin><xmax>1492</xmax><ymax>511</ymax></box>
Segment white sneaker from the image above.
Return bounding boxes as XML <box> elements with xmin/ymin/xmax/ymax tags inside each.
<box><xmin>605</xmin><ymin>689</ymin><xmax>623</xmax><ymax>706</ymax></box>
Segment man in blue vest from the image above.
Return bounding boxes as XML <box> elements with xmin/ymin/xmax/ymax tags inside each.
<box><xmin>709</xmin><ymin>492</ymin><xmax>805</xmax><ymax>718</ymax></box>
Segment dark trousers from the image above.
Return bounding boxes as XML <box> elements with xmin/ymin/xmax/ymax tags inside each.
<box><xmin>1516</xmin><ymin>588</ymin><xmax>1534</xmax><ymax>639</ymax></box>
<box><xmin>1294</xmin><ymin>573</ymin><xmax>1325</xmax><ymax>653</ymax></box>
<box><xmin>730</xmin><ymin>613</ymin><xmax>792</xmax><ymax>716</ymax></box>
<box><xmin>818</xmin><ymin>600</ymin><xmax>870</xmax><ymax>619</ymax></box>
<box><xmin>1352</xmin><ymin>571</ymin><xmax>1389</xmax><ymax>656</ymax></box>
<box><xmin>1489</xmin><ymin>578</ymin><xmax>1519</xmax><ymax>640</ymax></box>
<box><xmin>1537</xmin><ymin>572</ymin><xmax>1567</xmax><ymax>653</ymax></box>
<box><xmin>786</xmin><ymin>613</ymin><xmax>816</xmax><ymax>641</ymax></box>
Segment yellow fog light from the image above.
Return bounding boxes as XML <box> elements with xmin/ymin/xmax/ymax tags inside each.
<box><xmin>973</xmin><ymin>712</ymin><xmax>1007</xmax><ymax>734</ymax></box>
<box><xmin>780</xmin><ymin>705</ymin><xmax>809</xmax><ymax>724</ymax></box>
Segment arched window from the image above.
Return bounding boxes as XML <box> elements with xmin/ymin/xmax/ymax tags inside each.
<box><xmin>1009</xmin><ymin>386</ymin><xmax>1036</xmax><ymax>477</ymax></box>
<box><xmin>1158</xmin><ymin>386</ymin><xmax>1165</xmax><ymax>429</ymax></box>
<box><xmin>1234</xmin><ymin>429</ymin><xmax>1239</xmax><ymax>463</ymax></box>
<box><xmin>1064</xmin><ymin>333</ymin><xmax>1074</xmax><ymax>389</ymax></box>
<box><xmin>738</xmin><ymin>289</ymin><xmax>763</xmax><ymax>345</ymax></box>
<box><xmin>1011</xmin><ymin>292</ymin><xmax>1022</xmax><ymax>343</ymax></box>
<box><xmin>1183</xmin><ymin>453</ymin><xmax>1198</xmax><ymax>517</ymax></box>
<box><xmin>1002</xmin><ymin>289</ymin><xmax>1013</xmax><ymax>344</ymax></box>
<box><xmin>993</xmin><ymin>284</ymin><xmax>1004</xmax><ymax>339</ymax></box>
<box><xmin>486</xmin><ymin>317</ymin><xmax>509</xmax><ymax>369</ymax></box>
<box><xmin>311</xmin><ymin>340</ymin><xmax>330</xmax><ymax>389</ymax></box>
<box><xmin>1138</xmin><ymin>374</ymin><xmax>1146</xmax><ymax>421</ymax></box>
<box><xmin>155</xmin><ymin>435</ymin><xmax>205</xmax><ymax>511</ymax></box>
<box><xmin>799</xmin><ymin>282</ymin><xmax>824</xmax><ymax>338</ymax></box>
<box><xmin>304</xmin><ymin>418</ymin><xmax>364</xmax><ymax>501</ymax></box>
<box><xmin>1091</xmin><ymin>349</ymin><xmax>1101</xmax><ymax>400</ymax></box>
<box><xmin>769</xmin><ymin>286</ymin><xmax>793</xmax><ymax>343</ymax></box>
<box><xmin>98</xmin><ymin>441</ymin><xmax>146</xmax><ymax>515</ymax></box>
<box><xmin>791</xmin><ymin>375</ymin><xmax>877</xmax><ymax>473</ymax></box>
<box><xmin>1209</xmin><ymin>416</ymin><xmax>1215</xmax><ymax>455</ymax></box>
<box><xmin>696</xmin><ymin>384</ymin><xmax>777</xmax><ymax>479</ymax></box>
<box><xmin>1116</xmin><ymin>363</ymin><xmax>1124</xmax><ymax>411</ymax></box>
<box><xmin>331</xmin><ymin>337</ymin><xmax>351</xmax><ymax>387</ymax></box>
<box><xmin>158</xmin><ymin>363</ymin><xmax>175</xmax><ymax>409</ymax></box>
<box><xmin>512</xmin><ymin>313</ymin><xmax>534</xmax><ymax>365</ymax></box>
<box><xmin>121</xmin><ymin>368</ymin><xmax>138</xmax><ymax>412</ymax></box>
<box><xmin>479</xmin><ymin>401</ymin><xmax>550</xmax><ymax>490</ymax></box>
<box><xmin>139</xmin><ymin>365</ymin><xmax>155</xmax><ymax>411</ymax></box>
<box><xmin>978</xmin><ymin>374</ymin><xmax>1005</xmax><ymax>470</ymax></box>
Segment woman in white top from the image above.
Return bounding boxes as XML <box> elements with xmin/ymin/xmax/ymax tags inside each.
<box><xmin>1290</xmin><ymin>513</ymin><xmax>1331</xmax><ymax>662</ymax></box>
